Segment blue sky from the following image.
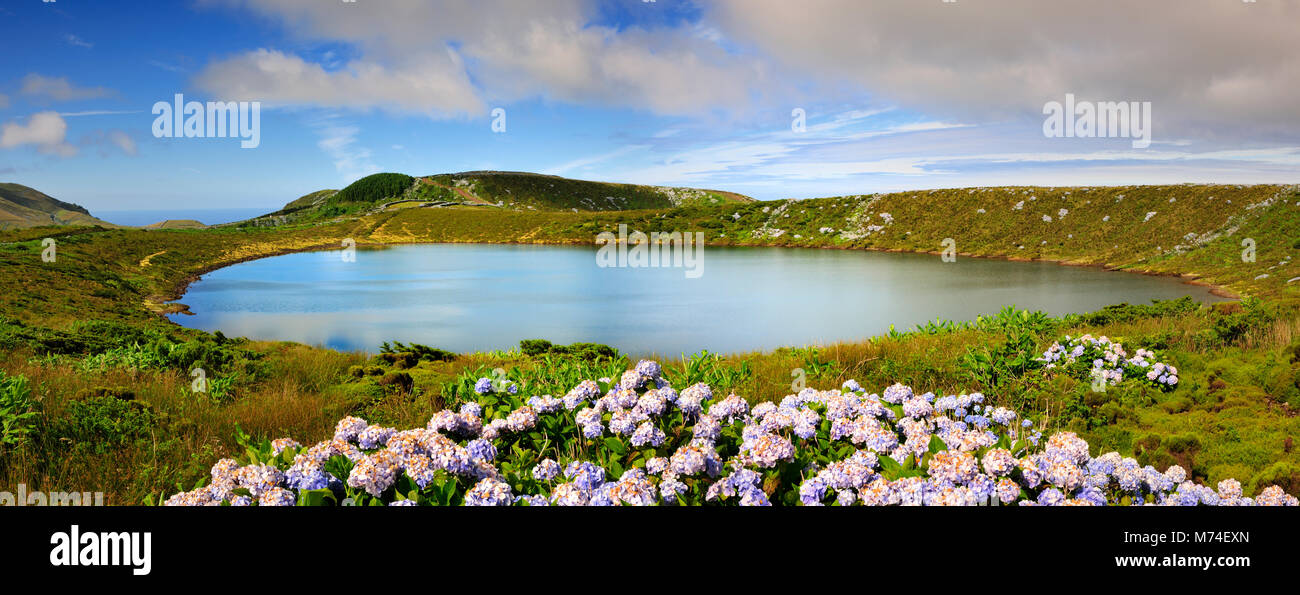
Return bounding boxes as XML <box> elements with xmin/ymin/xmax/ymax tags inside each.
<box><xmin>2</xmin><ymin>0</ymin><xmax>1297</xmax><ymax>214</ymax></box>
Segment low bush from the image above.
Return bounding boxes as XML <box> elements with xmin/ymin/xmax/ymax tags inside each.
<box><xmin>50</xmin><ymin>395</ymin><xmax>156</xmax><ymax>455</ymax></box>
<box><xmin>0</xmin><ymin>370</ymin><xmax>39</xmax><ymax>456</ymax></box>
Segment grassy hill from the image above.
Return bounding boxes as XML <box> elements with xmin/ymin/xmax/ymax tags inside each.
<box><xmin>421</xmin><ymin>171</ymin><xmax>754</xmax><ymax>211</ymax></box>
<box><xmin>237</xmin><ymin>171</ymin><xmax>754</xmax><ymax>226</ymax></box>
<box><xmin>0</xmin><ymin>183</ymin><xmax>115</xmax><ymax>230</ymax></box>
<box><xmin>142</xmin><ymin>220</ymin><xmax>208</xmax><ymax>230</ymax></box>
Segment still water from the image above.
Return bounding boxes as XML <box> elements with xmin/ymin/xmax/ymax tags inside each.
<box><xmin>168</xmin><ymin>244</ymin><xmax>1226</xmax><ymax>356</ymax></box>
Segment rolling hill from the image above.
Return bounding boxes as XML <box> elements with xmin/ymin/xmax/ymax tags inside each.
<box><xmin>0</xmin><ymin>183</ymin><xmax>115</xmax><ymax>230</ymax></box>
<box><xmin>142</xmin><ymin>219</ymin><xmax>208</xmax><ymax>230</ymax></box>
<box><xmin>237</xmin><ymin>171</ymin><xmax>754</xmax><ymax>226</ymax></box>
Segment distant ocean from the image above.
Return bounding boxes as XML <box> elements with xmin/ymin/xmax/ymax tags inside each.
<box><xmin>95</xmin><ymin>208</ymin><xmax>273</xmax><ymax>227</ymax></box>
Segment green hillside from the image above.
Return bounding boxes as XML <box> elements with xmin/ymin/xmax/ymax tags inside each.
<box><xmin>421</xmin><ymin>171</ymin><xmax>754</xmax><ymax>211</ymax></box>
<box><xmin>0</xmin><ymin>183</ymin><xmax>115</xmax><ymax>230</ymax></box>
<box><xmin>142</xmin><ymin>219</ymin><xmax>208</xmax><ymax>230</ymax></box>
<box><xmin>239</xmin><ymin>171</ymin><xmax>754</xmax><ymax>226</ymax></box>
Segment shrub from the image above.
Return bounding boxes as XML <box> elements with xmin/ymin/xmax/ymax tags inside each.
<box><xmin>1037</xmin><ymin>334</ymin><xmax>1180</xmax><ymax>391</ymax></box>
<box><xmin>376</xmin><ymin>372</ymin><xmax>414</xmax><ymax>394</ymax></box>
<box><xmin>376</xmin><ymin>351</ymin><xmax>419</xmax><ymax>369</ymax></box>
<box><xmin>73</xmin><ymin>386</ymin><xmax>135</xmax><ymax>401</ymax></box>
<box><xmin>0</xmin><ymin>371</ymin><xmax>39</xmax><ymax>454</ymax></box>
<box><xmin>1073</xmin><ymin>297</ymin><xmax>1200</xmax><ymax>327</ymax></box>
<box><xmin>1250</xmin><ymin>462</ymin><xmax>1300</xmax><ymax>498</ymax></box>
<box><xmin>379</xmin><ymin>341</ymin><xmax>456</xmax><ymax>362</ymax></box>
<box><xmin>519</xmin><ymin>339</ymin><xmax>618</xmax><ymax>362</ymax></box>
<box><xmin>51</xmin><ymin>395</ymin><xmax>155</xmax><ymax>455</ymax></box>
<box><xmin>1196</xmin><ymin>297</ymin><xmax>1275</xmax><ymax>347</ymax></box>
<box><xmin>960</xmin><ymin>326</ymin><xmax>1040</xmax><ymax>391</ymax></box>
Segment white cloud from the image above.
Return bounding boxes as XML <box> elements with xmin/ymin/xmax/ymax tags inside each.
<box><xmin>19</xmin><ymin>74</ymin><xmax>114</xmax><ymax>102</ymax></box>
<box><xmin>108</xmin><ymin>130</ymin><xmax>137</xmax><ymax>156</ymax></box>
<box><xmin>708</xmin><ymin>0</ymin><xmax>1300</xmax><ymax>140</ymax></box>
<box><xmin>195</xmin><ymin>49</ymin><xmax>483</xmax><ymax>118</ymax></box>
<box><xmin>467</xmin><ymin>20</ymin><xmax>765</xmax><ymax>115</ymax></box>
<box><xmin>195</xmin><ymin>0</ymin><xmax>768</xmax><ymax>118</ymax></box>
<box><xmin>1</xmin><ymin>111</ymin><xmax>77</xmax><ymax>157</ymax></box>
<box><xmin>65</xmin><ymin>34</ymin><xmax>93</xmax><ymax>49</ymax></box>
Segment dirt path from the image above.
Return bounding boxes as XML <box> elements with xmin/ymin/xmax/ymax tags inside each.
<box><xmin>139</xmin><ymin>250</ymin><xmax>167</xmax><ymax>267</ymax></box>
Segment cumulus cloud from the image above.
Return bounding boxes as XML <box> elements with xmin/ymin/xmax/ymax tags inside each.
<box><xmin>196</xmin><ymin>48</ymin><xmax>484</xmax><ymax>117</ymax></box>
<box><xmin>19</xmin><ymin>74</ymin><xmax>115</xmax><ymax>102</ymax></box>
<box><xmin>195</xmin><ymin>0</ymin><xmax>767</xmax><ymax>118</ymax></box>
<box><xmin>707</xmin><ymin>0</ymin><xmax>1300</xmax><ymax>140</ymax></box>
<box><xmin>468</xmin><ymin>20</ymin><xmax>763</xmax><ymax>115</ymax></box>
<box><xmin>1</xmin><ymin>111</ymin><xmax>77</xmax><ymax>157</ymax></box>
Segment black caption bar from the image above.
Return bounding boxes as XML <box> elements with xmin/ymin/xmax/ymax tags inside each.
<box><xmin>1</xmin><ymin>506</ymin><xmax>1288</xmax><ymax>584</ymax></box>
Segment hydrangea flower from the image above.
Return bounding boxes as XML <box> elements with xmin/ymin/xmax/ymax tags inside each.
<box><xmin>270</xmin><ymin>438</ymin><xmax>301</xmax><ymax>456</ymax></box>
<box><xmin>163</xmin><ymin>376</ymin><xmax>1297</xmax><ymax>508</ymax></box>
<box><xmin>631</xmin><ymin>421</ymin><xmax>667</xmax><ymax>448</ymax></box>
<box><xmin>259</xmin><ymin>487</ymin><xmax>297</xmax><ymax>507</ymax></box>
<box><xmin>347</xmin><ymin>451</ymin><xmax>402</xmax><ymax>497</ymax></box>
<box><xmin>237</xmin><ymin>464</ymin><xmax>284</xmax><ymax>498</ymax></box>
<box><xmin>533</xmin><ymin>458</ymin><xmax>560</xmax><ymax>482</ymax></box>
<box><xmin>634</xmin><ymin>359</ymin><xmax>662</xmax><ymax>380</ymax></box>
<box><xmin>564</xmin><ymin>461</ymin><xmax>607</xmax><ymax>491</ymax></box>
<box><xmin>333</xmin><ymin>416</ymin><xmax>368</xmax><ymax>442</ymax></box>
<box><xmin>564</xmin><ymin>380</ymin><xmax>601</xmax><ymax>409</ymax></box>
<box><xmin>357</xmin><ymin>425</ymin><xmax>397</xmax><ymax>450</ymax></box>
<box><xmin>466</xmin><ymin>438</ymin><xmax>497</xmax><ymax>462</ymax></box>
<box><xmin>464</xmin><ymin>477</ymin><xmax>513</xmax><ymax>506</ymax></box>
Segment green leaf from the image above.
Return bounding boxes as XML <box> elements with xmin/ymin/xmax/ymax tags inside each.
<box><xmin>877</xmin><ymin>455</ymin><xmax>902</xmax><ymax>479</ymax></box>
<box><xmin>928</xmin><ymin>434</ymin><xmax>946</xmax><ymax>454</ymax></box>
<box><xmin>604</xmin><ymin>437</ymin><xmax>627</xmax><ymax>456</ymax></box>
<box><xmin>298</xmin><ymin>489</ymin><xmax>335</xmax><ymax>506</ymax></box>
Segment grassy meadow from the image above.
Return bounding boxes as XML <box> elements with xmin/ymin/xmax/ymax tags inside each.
<box><xmin>1</xmin><ymin>183</ymin><xmax>1298</xmax><ymax>503</ymax></box>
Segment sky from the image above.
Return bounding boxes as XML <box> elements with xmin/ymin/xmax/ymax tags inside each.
<box><xmin>1</xmin><ymin>0</ymin><xmax>1298</xmax><ymax>214</ymax></box>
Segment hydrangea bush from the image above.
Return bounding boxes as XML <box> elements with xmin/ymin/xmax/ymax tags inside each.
<box><xmin>165</xmin><ymin>360</ymin><xmax>1295</xmax><ymax>507</ymax></box>
<box><xmin>1038</xmin><ymin>334</ymin><xmax>1179</xmax><ymax>390</ymax></box>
